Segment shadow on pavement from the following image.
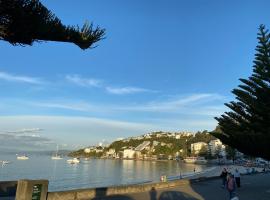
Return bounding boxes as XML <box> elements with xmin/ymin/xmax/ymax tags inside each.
<box><xmin>92</xmin><ymin>194</ymin><xmax>134</xmax><ymax>200</ymax></box>
<box><xmin>158</xmin><ymin>191</ymin><xmax>198</xmax><ymax>200</ymax></box>
<box><xmin>91</xmin><ymin>187</ymin><xmax>135</xmax><ymax>200</ymax></box>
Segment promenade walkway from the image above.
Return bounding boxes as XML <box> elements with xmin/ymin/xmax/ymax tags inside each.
<box><xmin>93</xmin><ymin>173</ymin><xmax>270</xmax><ymax>200</ymax></box>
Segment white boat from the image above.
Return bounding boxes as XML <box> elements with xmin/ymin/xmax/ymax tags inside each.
<box><xmin>67</xmin><ymin>158</ymin><xmax>80</xmax><ymax>164</ymax></box>
<box><xmin>17</xmin><ymin>155</ymin><xmax>29</xmax><ymax>160</ymax></box>
<box><xmin>184</xmin><ymin>157</ymin><xmax>207</xmax><ymax>164</ymax></box>
<box><xmin>0</xmin><ymin>160</ymin><xmax>11</xmax><ymax>164</ymax></box>
<box><xmin>51</xmin><ymin>155</ymin><xmax>63</xmax><ymax>160</ymax></box>
<box><xmin>51</xmin><ymin>145</ymin><xmax>63</xmax><ymax>160</ymax></box>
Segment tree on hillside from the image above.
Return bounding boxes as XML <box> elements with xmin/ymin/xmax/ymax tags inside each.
<box><xmin>214</xmin><ymin>145</ymin><xmax>222</xmax><ymax>158</ymax></box>
<box><xmin>212</xmin><ymin>25</ymin><xmax>270</xmax><ymax>160</ymax></box>
<box><xmin>225</xmin><ymin>146</ymin><xmax>236</xmax><ymax>161</ymax></box>
<box><xmin>0</xmin><ymin>0</ymin><xmax>105</xmax><ymax>49</ymax></box>
<box><xmin>198</xmin><ymin>145</ymin><xmax>208</xmax><ymax>157</ymax></box>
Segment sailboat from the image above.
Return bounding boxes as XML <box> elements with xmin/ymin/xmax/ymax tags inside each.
<box><xmin>51</xmin><ymin>145</ymin><xmax>63</xmax><ymax>160</ymax></box>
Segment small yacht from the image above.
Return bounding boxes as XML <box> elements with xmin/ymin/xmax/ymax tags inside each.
<box><xmin>17</xmin><ymin>155</ymin><xmax>29</xmax><ymax>160</ymax></box>
<box><xmin>67</xmin><ymin>158</ymin><xmax>80</xmax><ymax>164</ymax></box>
<box><xmin>184</xmin><ymin>157</ymin><xmax>207</xmax><ymax>164</ymax></box>
<box><xmin>51</xmin><ymin>155</ymin><xmax>63</xmax><ymax>160</ymax></box>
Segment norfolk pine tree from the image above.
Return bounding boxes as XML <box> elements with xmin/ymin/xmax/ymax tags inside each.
<box><xmin>212</xmin><ymin>25</ymin><xmax>270</xmax><ymax>160</ymax></box>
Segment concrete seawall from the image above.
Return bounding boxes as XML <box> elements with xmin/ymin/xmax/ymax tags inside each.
<box><xmin>47</xmin><ymin>178</ymin><xmax>215</xmax><ymax>200</ymax></box>
<box><xmin>0</xmin><ymin>181</ymin><xmax>17</xmax><ymax>197</ymax></box>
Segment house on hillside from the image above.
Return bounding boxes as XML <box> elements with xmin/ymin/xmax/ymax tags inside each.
<box><xmin>191</xmin><ymin>142</ymin><xmax>208</xmax><ymax>154</ymax></box>
<box><xmin>209</xmin><ymin>139</ymin><xmax>226</xmax><ymax>157</ymax></box>
<box><xmin>106</xmin><ymin>148</ymin><xmax>116</xmax><ymax>158</ymax></box>
<box><xmin>153</xmin><ymin>141</ymin><xmax>159</xmax><ymax>146</ymax></box>
<box><xmin>123</xmin><ymin>149</ymin><xmax>135</xmax><ymax>159</ymax></box>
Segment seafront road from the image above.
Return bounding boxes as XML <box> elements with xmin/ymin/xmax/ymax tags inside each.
<box><xmin>93</xmin><ymin>173</ymin><xmax>270</xmax><ymax>200</ymax></box>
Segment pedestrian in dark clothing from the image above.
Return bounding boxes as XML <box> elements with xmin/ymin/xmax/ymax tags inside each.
<box><xmin>220</xmin><ymin>168</ymin><xmax>228</xmax><ymax>188</ymax></box>
<box><xmin>234</xmin><ymin>169</ymin><xmax>241</xmax><ymax>188</ymax></box>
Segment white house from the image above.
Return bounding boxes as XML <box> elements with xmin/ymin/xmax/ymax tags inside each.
<box><xmin>84</xmin><ymin>148</ymin><xmax>91</xmax><ymax>153</ymax></box>
<box><xmin>123</xmin><ymin>149</ymin><xmax>135</xmax><ymax>159</ymax></box>
<box><xmin>106</xmin><ymin>148</ymin><xmax>116</xmax><ymax>157</ymax></box>
<box><xmin>175</xmin><ymin>135</ymin><xmax>181</xmax><ymax>139</ymax></box>
<box><xmin>208</xmin><ymin>139</ymin><xmax>226</xmax><ymax>156</ymax></box>
<box><xmin>191</xmin><ymin>142</ymin><xmax>208</xmax><ymax>154</ymax></box>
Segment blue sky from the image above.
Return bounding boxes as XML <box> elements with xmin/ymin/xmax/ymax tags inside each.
<box><xmin>0</xmin><ymin>0</ymin><xmax>270</xmax><ymax>150</ymax></box>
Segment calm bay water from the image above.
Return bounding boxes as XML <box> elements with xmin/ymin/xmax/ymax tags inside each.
<box><xmin>0</xmin><ymin>153</ymin><xmax>210</xmax><ymax>192</ymax></box>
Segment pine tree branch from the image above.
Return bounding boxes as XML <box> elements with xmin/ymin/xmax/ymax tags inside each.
<box><xmin>0</xmin><ymin>0</ymin><xmax>105</xmax><ymax>50</ymax></box>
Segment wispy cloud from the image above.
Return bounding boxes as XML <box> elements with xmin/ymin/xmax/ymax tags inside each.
<box><xmin>65</xmin><ymin>74</ymin><xmax>155</xmax><ymax>95</ymax></box>
<box><xmin>29</xmin><ymin>93</ymin><xmax>226</xmax><ymax>116</ymax></box>
<box><xmin>106</xmin><ymin>86</ymin><xmax>155</xmax><ymax>95</ymax></box>
<box><xmin>32</xmin><ymin>102</ymin><xmax>97</xmax><ymax>112</ymax></box>
<box><xmin>65</xmin><ymin>74</ymin><xmax>102</xmax><ymax>87</ymax></box>
<box><xmin>0</xmin><ymin>71</ymin><xmax>43</xmax><ymax>84</ymax></box>
<box><xmin>117</xmin><ymin>93</ymin><xmax>225</xmax><ymax>113</ymax></box>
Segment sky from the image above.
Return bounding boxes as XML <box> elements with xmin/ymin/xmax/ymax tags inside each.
<box><xmin>1</xmin><ymin>0</ymin><xmax>270</xmax><ymax>150</ymax></box>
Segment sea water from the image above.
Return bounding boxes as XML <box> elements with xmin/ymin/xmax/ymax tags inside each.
<box><xmin>0</xmin><ymin>153</ymin><xmax>210</xmax><ymax>191</ymax></box>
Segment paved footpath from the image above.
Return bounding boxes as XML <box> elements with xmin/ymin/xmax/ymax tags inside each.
<box><xmin>93</xmin><ymin>173</ymin><xmax>270</xmax><ymax>200</ymax></box>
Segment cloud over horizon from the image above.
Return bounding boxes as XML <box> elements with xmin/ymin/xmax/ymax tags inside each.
<box><xmin>0</xmin><ymin>131</ymin><xmax>54</xmax><ymax>151</ymax></box>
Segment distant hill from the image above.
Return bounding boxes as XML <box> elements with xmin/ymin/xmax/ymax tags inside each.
<box><xmin>69</xmin><ymin>131</ymin><xmax>216</xmax><ymax>158</ymax></box>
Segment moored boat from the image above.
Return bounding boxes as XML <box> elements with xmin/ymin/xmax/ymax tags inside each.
<box><xmin>51</xmin><ymin>155</ymin><xmax>63</xmax><ymax>160</ymax></box>
<box><xmin>17</xmin><ymin>155</ymin><xmax>29</xmax><ymax>160</ymax></box>
<box><xmin>67</xmin><ymin>158</ymin><xmax>80</xmax><ymax>164</ymax></box>
<box><xmin>184</xmin><ymin>157</ymin><xmax>207</xmax><ymax>164</ymax></box>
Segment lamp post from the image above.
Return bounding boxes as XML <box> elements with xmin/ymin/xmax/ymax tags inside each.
<box><xmin>185</xmin><ymin>139</ymin><xmax>188</xmax><ymax>158</ymax></box>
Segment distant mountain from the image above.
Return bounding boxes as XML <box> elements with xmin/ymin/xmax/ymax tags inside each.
<box><xmin>0</xmin><ymin>148</ymin><xmax>71</xmax><ymax>156</ymax></box>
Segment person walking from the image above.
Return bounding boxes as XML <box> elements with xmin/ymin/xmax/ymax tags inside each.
<box><xmin>220</xmin><ymin>168</ymin><xmax>228</xmax><ymax>188</ymax></box>
<box><xmin>234</xmin><ymin>169</ymin><xmax>241</xmax><ymax>188</ymax></box>
<box><xmin>227</xmin><ymin>173</ymin><xmax>236</xmax><ymax>199</ymax></box>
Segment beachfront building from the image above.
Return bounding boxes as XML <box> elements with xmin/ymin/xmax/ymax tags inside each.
<box><xmin>123</xmin><ymin>149</ymin><xmax>135</xmax><ymax>159</ymax></box>
<box><xmin>106</xmin><ymin>148</ymin><xmax>116</xmax><ymax>158</ymax></box>
<box><xmin>191</xmin><ymin>142</ymin><xmax>208</xmax><ymax>155</ymax></box>
<box><xmin>208</xmin><ymin>139</ymin><xmax>226</xmax><ymax>157</ymax></box>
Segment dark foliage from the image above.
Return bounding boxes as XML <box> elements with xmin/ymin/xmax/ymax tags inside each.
<box><xmin>0</xmin><ymin>0</ymin><xmax>105</xmax><ymax>49</ymax></box>
<box><xmin>212</xmin><ymin>25</ymin><xmax>270</xmax><ymax>160</ymax></box>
